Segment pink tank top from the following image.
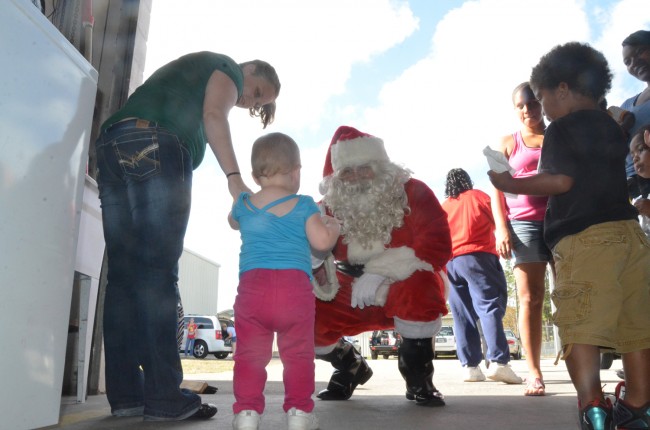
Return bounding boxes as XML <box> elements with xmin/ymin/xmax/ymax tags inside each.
<box><xmin>505</xmin><ymin>131</ymin><xmax>548</xmax><ymax>221</ymax></box>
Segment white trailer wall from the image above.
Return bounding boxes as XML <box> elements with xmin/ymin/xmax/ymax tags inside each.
<box><xmin>0</xmin><ymin>1</ymin><xmax>98</xmax><ymax>428</ymax></box>
<box><xmin>178</xmin><ymin>249</ymin><xmax>220</xmax><ymax>315</ymax></box>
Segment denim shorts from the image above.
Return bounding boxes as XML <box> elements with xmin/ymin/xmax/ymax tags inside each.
<box><xmin>551</xmin><ymin>220</ymin><xmax>650</xmax><ymax>354</ymax></box>
<box><xmin>508</xmin><ymin>220</ymin><xmax>552</xmax><ymax>265</ymax></box>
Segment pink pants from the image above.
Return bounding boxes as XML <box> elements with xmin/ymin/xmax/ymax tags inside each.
<box><xmin>232</xmin><ymin>269</ymin><xmax>316</xmax><ymax>414</ymax></box>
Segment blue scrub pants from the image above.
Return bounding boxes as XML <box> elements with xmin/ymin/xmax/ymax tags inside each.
<box><xmin>446</xmin><ymin>252</ymin><xmax>511</xmax><ymax>367</ymax></box>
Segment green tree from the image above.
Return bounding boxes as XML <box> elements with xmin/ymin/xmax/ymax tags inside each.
<box><xmin>502</xmin><ymin>259</ymin><xmax>519</xmax><ymax>334</ymax></box>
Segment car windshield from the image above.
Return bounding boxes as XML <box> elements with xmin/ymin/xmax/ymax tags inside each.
<box><xmin>439</xmin><ymin>327</ymin><xmax>453</xmax><ymax>336</ymax></box>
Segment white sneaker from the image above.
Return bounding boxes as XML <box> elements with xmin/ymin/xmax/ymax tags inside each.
<box><xmin>233</xmin><ymin>410</ymin><xmax>261</xmax><ymax>430</ymax></box>
<box><xmin>486</xmin><ymin>363</ymin><xmax>523</xmax><ymax>384</ymax></box>
<box><xmin>464</xmin><ymin>365</ymin><xmax>486</xmax><ymax>382</ymax></box>
<box><xmin>287</xmin><ymin>407</ymin><xmax>319</xmax><ymax>430</ymax></box>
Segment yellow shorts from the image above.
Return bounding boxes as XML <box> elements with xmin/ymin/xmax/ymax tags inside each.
<box><xmin>551</xmin><ymin>220</ymin><xmax>650</xmax><ymax>354</ymax></box>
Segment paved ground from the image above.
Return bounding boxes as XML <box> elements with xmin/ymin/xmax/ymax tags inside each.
<box><xmin>52</xmin><ymin>357</ymin><xmax>624</xmax><ymax>430</ymax></box>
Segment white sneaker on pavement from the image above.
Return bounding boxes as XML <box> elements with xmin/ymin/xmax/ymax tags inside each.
<box><xmin>464</xmin><ymin>365</ymin><xmax>486</xmax><ymax>382</ymax></box>
<box><xmin>233</xmin><ymin>410</ymin><xmax>261</xmax><ymax>430</ymax></box>
<box><xmin>287</xmin><ymin>407</ymin><xmax>319</xmax><ymax>430</ymax></box>
<box><xmin>486</xmin><ymin>363</ymin><xmax>523</xmax><ymax>384</ymax></box>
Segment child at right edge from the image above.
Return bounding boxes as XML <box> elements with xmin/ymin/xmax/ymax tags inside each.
<box><xmin>630</xmin><ymin>126</ymin><xmax>650</xmax><ymax>227</ymax></box>
<box><xmin>229</xmin><ymin>132</ymin><xmax>340</xmax><ymax>430</ymax></box>
<box><xmin>488</xmin><ymin>42</ymin><xmax>650</xmax><ymax>430</ymax></box>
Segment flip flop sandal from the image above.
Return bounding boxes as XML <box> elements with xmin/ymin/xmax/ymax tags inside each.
<box><xmin>524</xmin><ymin>378</ymin><xmax>545</xmax><ymax>396</ymax></box>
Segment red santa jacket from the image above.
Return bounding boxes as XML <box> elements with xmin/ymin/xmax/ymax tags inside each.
<box><xmin>315</xmin><ymin>178</ymin><xmax>452</xmax><ymax>321</ymax></box>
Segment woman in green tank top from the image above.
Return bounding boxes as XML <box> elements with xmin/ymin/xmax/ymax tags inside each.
<box><xmin>95</xmin><ymin>51</ymin><xmax>280</xmax><ymax>421</ymax></box>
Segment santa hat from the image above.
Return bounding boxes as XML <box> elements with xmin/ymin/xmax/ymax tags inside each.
<box><xmin>323</xmin><ymin>125</ymin><xmax>389</xmax><ymax>177</ymax></box>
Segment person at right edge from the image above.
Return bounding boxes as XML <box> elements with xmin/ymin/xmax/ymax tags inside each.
<box><xmin>95</xmin><ymin>51</ymin><xmax>280</xmax><ymax>422</ymax></box>
<box><xmin>620</xmin><ymin>30</ymin><xmax>650</xmax><ymax>200</ymax></box>
<box><xmin>612</xmin><ymin>29</ymin><xmax>650</xmax><ymax>383</ymax></box>
<box><xmin>489</xmin><ymin>42</ymin><xmax>650</xmax><ymax>430</ymax></box>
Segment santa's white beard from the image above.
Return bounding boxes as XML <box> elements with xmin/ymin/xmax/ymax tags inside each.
<box><xmin>324</xmin><ymin>176</ymin><xmax>407</xmax><ymax>249</ymax></box>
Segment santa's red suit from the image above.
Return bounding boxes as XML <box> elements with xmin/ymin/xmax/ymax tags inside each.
<box><xmin>314</xmin><ymin>177</ymin><xmax>451</xmax><ymax>346</ymax></box>
<box><xmin>312</xmin><ymin>125</ymin><xmax>452</xmax><ymax>407</ymax></box>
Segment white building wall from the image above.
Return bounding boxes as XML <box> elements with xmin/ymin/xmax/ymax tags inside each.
<box><xmin>0</xmin><ymin>2</ymin><xmax>98</xmax><ymax>426</ymax></box>
<box><xmin>178</xmin><ymin>249</ymin><xmax>220</xmax><ymax>315</ymax></box>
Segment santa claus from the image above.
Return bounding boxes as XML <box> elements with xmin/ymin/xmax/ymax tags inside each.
<box><xmin>312</xmin><ymin>125</ymin><xmax>452</xmax><ymax>406</ymax></box>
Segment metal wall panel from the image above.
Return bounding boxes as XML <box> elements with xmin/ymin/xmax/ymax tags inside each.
<box><xmin>178</xmin><ymin>249</ymin><xmax>221</xmax><ymax>315</ymax></box>
<box><xmin>0</xmin><ymin>1</ymin><xmax>98</xmax><ymax>427</ymax></box>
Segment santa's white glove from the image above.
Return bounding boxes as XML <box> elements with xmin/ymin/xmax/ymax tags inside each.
<box><xmin>351</xmin><ymin>273</ymin><xmax>387</xmax><ymax>309</ymax></box>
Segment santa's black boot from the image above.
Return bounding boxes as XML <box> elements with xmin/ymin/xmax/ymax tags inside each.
<box><xmin>398</xmin><ymin>337</ymin><xmax>445</xmax><ymax>407</ymax></box>
<box><xmin>316</xmin><ymin>338</ymin><xmax>373</xmax><ymax>400</ymax></box>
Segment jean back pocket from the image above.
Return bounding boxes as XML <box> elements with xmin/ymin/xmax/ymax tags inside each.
<box><xmin>113</xmin><ymin>131</ymin><xmax>160</xmax><ymax>180</ymax></box>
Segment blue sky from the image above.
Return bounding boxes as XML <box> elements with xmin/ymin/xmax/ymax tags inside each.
<box><xmin>145</xmin><ymin>0</ymin><xmax>649</xmax><ymax>312</ymax></box>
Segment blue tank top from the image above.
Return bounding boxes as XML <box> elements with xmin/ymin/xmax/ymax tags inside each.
<box><xmin>232</xmin><ymin>192</ymin><xmax>320</xmax><ymax>278</ymax></box>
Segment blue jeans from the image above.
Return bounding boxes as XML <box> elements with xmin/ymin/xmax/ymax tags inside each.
<box><xmin>446</xmin><ymin>252</ymin><xmax>510</xmax><ymax>367</ymax></box>
<box><xmin>508</xmin><ymin>220</ymin><xmax>552</xmax><ymax>265</ymax></box>
<box><xmin>96</xmin><ymin>119</ymin><xmax>200</xmax><ymax>419</ymax></box>
<box><xmin>185</xmin><ymin>338</ymin><xmax>195</xmax><ymax>357</ymax></box>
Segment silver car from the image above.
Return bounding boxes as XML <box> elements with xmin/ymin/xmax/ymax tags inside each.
<box><xmin>504</xmin><ymin>329</ymin><xmax>522</xmax><ymax>360</ymax></box>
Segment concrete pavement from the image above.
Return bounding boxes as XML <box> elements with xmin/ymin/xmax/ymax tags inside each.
<box><xmin>53</xmin><ymin>356</ymin><xmax>625</xmax><ymax>429</ymax></box>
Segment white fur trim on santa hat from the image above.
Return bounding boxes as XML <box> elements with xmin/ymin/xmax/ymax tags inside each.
<box><xmin>331</xmin><ymin>135</ymin><xmax>389</xmax><ymax>172</ymax></box>
<box><xmin>364</xmin><ymin>246</ymin><xmax>433</xmax><ymax>281</ymax></box>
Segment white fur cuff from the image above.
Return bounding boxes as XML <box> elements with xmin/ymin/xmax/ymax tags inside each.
<box><xmin>311</xmin><ymin>255</ymin><xmax>340</xmax><ymax>301</ymax></box>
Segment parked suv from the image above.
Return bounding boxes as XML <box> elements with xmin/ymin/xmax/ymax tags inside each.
<box><xmin>181</xmin><ymin>315</ymin><xmax>233</xmax><ymax>359</ymax></box>
<box><xmin>434</xmin><ymin>325</ymin><xmax>457</xmax><ymax>358</ymax></box>
<box><xmin>369</xmin><ymin>330</ymin><xmax>401</xmax><ymax>359</ymax></box>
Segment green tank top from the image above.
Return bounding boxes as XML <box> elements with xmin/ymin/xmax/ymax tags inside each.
<box><xmin>101</xmin><ymin>52</ymin><xmax>244</xmax><ymax>168</ymax></box>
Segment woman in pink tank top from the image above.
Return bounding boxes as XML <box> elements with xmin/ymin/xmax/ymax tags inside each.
<box><xmin>491</xmin><ymin>82</ymin><xmax>553</xmax><ymax>397</ymax></box>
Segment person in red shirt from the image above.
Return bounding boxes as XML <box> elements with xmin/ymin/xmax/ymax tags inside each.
<box><xmin>184</xmin><ymin>318</ymin><xmax>197</xmax><ymax>357</ymax></box>
<box><xmin>441</xmin><ymin>168</ymin><xmax>522</xmax><ymax>385</ymax></box>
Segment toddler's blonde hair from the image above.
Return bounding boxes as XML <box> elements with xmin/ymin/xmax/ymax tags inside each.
<box><xmin>251</xmin><ymin>132</ymin><xmax>301</xmax><ymax>178</ymax></box>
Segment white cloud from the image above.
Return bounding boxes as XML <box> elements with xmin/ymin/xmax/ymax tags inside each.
<box><xmin>145</xmin><ymin>0</ymin><xmax>650</xmax><ymax>313</ymax></box>
<box><xmin>359</xmin><ymin>0</ymin><xmax>591</xmax><ymax>197</ymax></box>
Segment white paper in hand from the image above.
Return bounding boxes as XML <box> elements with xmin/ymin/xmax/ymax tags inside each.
<box><xmin>483</xmin><ymin>146</ymin><xmax>514</xmax><ymax>173</ymax></box>
<box><xmin>483</xmin><ymin>146</ymin><xmax>517</xmax><ymax>198</ymax></box>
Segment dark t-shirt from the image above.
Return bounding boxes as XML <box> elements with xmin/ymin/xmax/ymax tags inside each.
<box><xmin>539</xmin><ymin>109</ymin><xmax>638</xmax><ymax>249</ymax></box>
<box><xmin>101</xmin><ymin>52</ymin><xmax>244</xmax><ymax>169</ymax></box>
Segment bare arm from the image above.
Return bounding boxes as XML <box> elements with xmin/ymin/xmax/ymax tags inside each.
<box><xmin>491</xmin><ymin>188</ymin><xmax>512</xmax><ymax>259</ymax></box>
<box><xmin>203</xmin><ymin>69</ymin><xmax>252</xmax><ymax>199</ymax></box>
<box><xmin>491</xmin><ymin>134</ymin><xmax>514</xmax><ymax>259</ymax></box>
<box><xmin>228</xmin><ymin>210</ymin><xmax>240</xmax><ymax>230</ymax></box>
<box><xmin>488</xmin><ymin>171</ymin><xmax>574</xmax><ymax>196</ymax></box>
<box><xmin>306</xmin><ymin>214</ymin><xmax>341</xmax><ymax>252</ymax></box>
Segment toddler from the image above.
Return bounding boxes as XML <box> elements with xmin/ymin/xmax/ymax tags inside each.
<box><xmin>229</xmin><ymin>132</ymin><xmax>340</xmax><ymax>430</ymax></box>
